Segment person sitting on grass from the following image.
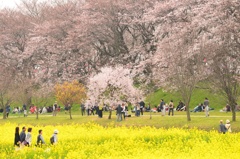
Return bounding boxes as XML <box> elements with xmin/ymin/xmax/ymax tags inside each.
<box><xmin>193</xmin><ymin>103</ymin><xmax>203</xmax><ymax>112</ymax></box>
<box><xmin>192</xmin><ymin>103</ymin><xmax>203</xmax><ymax>112</ymax></box>
<box><xmin>176</xmin><ymin>100</ymin><xmax>184</xmax><ymax>111</ymax></box>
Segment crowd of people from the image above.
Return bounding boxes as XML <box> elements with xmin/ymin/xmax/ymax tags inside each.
<box><xmin>2</xmin><ymin>102</ymin><xmax>62</xmax><ymax>118</ymax></box>
<box><xmin>80</xmin><ymin>98</ymin><xmax>186</xmax><ymax>120</ymax></box>
<box><xmin>3</xmin><ymin>97</ymin><xmax>239</xmax><ymax>121</ymax></box>
<box><xmin>14</xmin><ymin>126</ymin><xmax>59</xmax><ymax>148</ymax></box>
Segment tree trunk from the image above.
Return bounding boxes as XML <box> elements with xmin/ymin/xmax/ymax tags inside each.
<box><xmin>228</xmin><ymin>95</ymin><xmax>237</xmax><ymax>121</ymax></box>
<box><xmin>186</xmin><ymin>103</ymin><xmax>191</xmax><ymax>121</ymax></box>
<box><xmin>182</xmin><ymin>95</ymin><xmax>191</xmax><ymax>122</ymax></box>
<box><xmin>0</xmin><ymin>94</ymin><xmax>6</xmax><ymax>119</ymax></box>
<box><xmin>230</xmin><ymin>101</ymin><xmax>236</xmax><ymax>121</ymax></box>
<box><xmin>108</xmin><ymin>110</ymin><xmax>112</xmax><ymax>119</ymax></box>
<box><xmin>36</xmin><ymin>106</ymin><xmax>39</xmax><ymax>119</ymax></box>
<box><xmin>232</xmin><ymin>110</ymin><xmax>236</xmax><ymax>121</ymax></box>
<box><xmin>3</xmin><ymin>106</ymin><xmax>7</xmax><ymax>119</ymax></box>
<box><xmin>69</xmin><ymin>107</ymin><xmax>72</xmax><ymax>119</ymax></box>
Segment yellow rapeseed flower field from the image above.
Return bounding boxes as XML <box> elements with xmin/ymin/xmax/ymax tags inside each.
<box><xmin>1</xmin><ymin>122</ymin><xmax>240</xmax><ymax>159</ymax></box>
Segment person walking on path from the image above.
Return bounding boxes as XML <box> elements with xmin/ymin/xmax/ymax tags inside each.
<box><xmin>134</xmin><ymin>103</ymin><xmax>138</xmax><ymax>116</ymax></box>
<box><xmin>160</xmin><ymin>99</ymin><xmax>165</xmax><ymax>116</ymax></box>
<box><xmin>168</xmin><ymin>100</ymin><xmax>174</xmax><ymax>116</ymax></box>
<box><xmin>98</xmin><ymin>102</ymin><xmax>103</xmax><ymax>118</ymax></box>
<box><xmin>139</xmin><ymin>100</ymin><xmax>145</xmax><ymax>115</ymax></box>
<box><xmin>121</xmin><ymin>103</ymin><xmax>126</xmax><ymax>120</ymax></box>
<box><xmin>136</xmin><ymin>104</ymin><xmax>140</xmax><ymax>116</ymax></box>
<box><xmin>204</xmin><ymin>98</ymin><xmax>209</xmax><ymax>117</ymax></box>
<box><xmin>6</xmin><ymin>105</ymin><xmax>10</xmax><ymax>118</ymax></box>
<box><xmin>116</xmin><ymin>104</ymin><xmax>122</xmax><ymax>121</ymax></box>
<box><xmin>52</xmin><ymin>101</ymin><xmax>58</xmax><ymax>116</ymax></box>
<box><xmin>23</xmin><ymin>104</ymin><xmax>27</xmax><ymax>117</ymax></box>
<box><xmin>80</xmin><ymin>104</ymin><xmax>85</xmax><ymax>116</ymax></box>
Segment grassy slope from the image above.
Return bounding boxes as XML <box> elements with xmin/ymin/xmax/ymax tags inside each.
<box><xmin>145</xmin><ymin>88</ymin><xmax>227</xmax><ymax>109</ymax></box>
<box><xmin>8</xmin><ymin>85</ymin><xmax>232</xmax><ymax>111</ymax></box>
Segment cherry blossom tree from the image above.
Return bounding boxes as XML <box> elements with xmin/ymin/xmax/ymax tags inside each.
<box><xmin>1</xmin><ymin>0</ymin><xmax>157</xmax><ymax>91</ymax></box>
<box><xmin>87</xmin><ymin>66</ymin><xmax>142</xmax><ymax>106</ymax></box>
<box><xmin>25</xmin><ymin>0</ymin><xmax>156</xmax><ymax>81</ymax></box>
<box><xmin>203</xmin><ymin>0</ymin><xmax>240</xmax><ymax>121</ymax></box>
<box><xmin>142</xmin><ymin>0</ymin><xmax>240</xmax><ymax>121</ymax></box>
<box><xmin>143</xmin><ymin>0</ymin><xmax>212</xmax><ymax>121</ymax></box>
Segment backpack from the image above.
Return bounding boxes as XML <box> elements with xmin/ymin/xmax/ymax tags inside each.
<box><xmin>50</xmin><ymin>136</ymin><xmax>54</xmax><ymax>144</ymax></box>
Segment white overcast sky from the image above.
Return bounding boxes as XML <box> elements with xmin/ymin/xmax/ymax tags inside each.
<box><xmin>0</xmin><ymin>0</ymin><xmax>50</xmax><ymax>9</ymax></box>
<box><xmin>0</xmin><ymin>0</ymin><xmax>21</xmax><ymax>9</ymax></box>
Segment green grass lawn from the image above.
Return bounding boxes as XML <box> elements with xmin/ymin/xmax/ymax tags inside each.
<box><xmin>2</xmin><ymin>86</ymin><xmax>239</xmax><ymax>133</ymax></box>
<box><xmin>1</xmin><ymin>110</ymin><xmax>239</xmax><ymax>132</ymax></box>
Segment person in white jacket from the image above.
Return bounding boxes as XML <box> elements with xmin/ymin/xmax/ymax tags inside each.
<box><xmin>25</xmin><ymin>128</ymin><xmax>32</xmax><ymax>146</ymax></box>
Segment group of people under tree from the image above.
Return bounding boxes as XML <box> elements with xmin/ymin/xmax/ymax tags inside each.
<box><xmin>155</xmin><ymin>99</ymin><xmax>174</xmax><ymax>116</ymax></box>
<box><xmin>131</xmin><ymin>100</ymin><xmax>145</xmax><ymax>117</ymax></box>
<box><xmin>14</xmin><ymin>126</ymin><xmax>58</xmax><ymax>148</ymax></box>
<box><xmin>154</xmin><ymin>97</ymin><xmax>211</xmax><ymax>117</ymax></box>
<box><xmin>220</xmin><ymin>103</ymin><xmax>240</xmax><ymax>112</ymax></box>
<box><xmin>4</xmin><ymin>102</ymin><xmax>62</xmax><ymax>118</ymax></box>
<box><xmin>80</xmin><ymin>102</ymin><xmax>105</xmax><ymax>118</ymax></box>
<box><xmin>79</xmin><ymin>98</ymin><xmax>177</xmax><ymax>119</ymax></box>
<box><xmin>81</xmin><ymin>100</ymin><xmax>148</xmax><ymax>120</ymax></box>
<box><xmin>80</xmin><ymin>98</ymin><xmax>209</xmax><ymax>118</ymax></box>
<box><xmin>116</xmin><ymin>103</ymin><xmax>128</xmax><ymax>121</ymax></box>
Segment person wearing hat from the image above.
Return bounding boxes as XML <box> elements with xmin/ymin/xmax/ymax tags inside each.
<box><xmin>225</xmin><ymin>119</ymin><xmax>232</xmax><ymax>133</ymax></box>
<box><xmin>50</xmin><ymin>129</ymin><xmax>59</xmax><ymax>144</ymax></box>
